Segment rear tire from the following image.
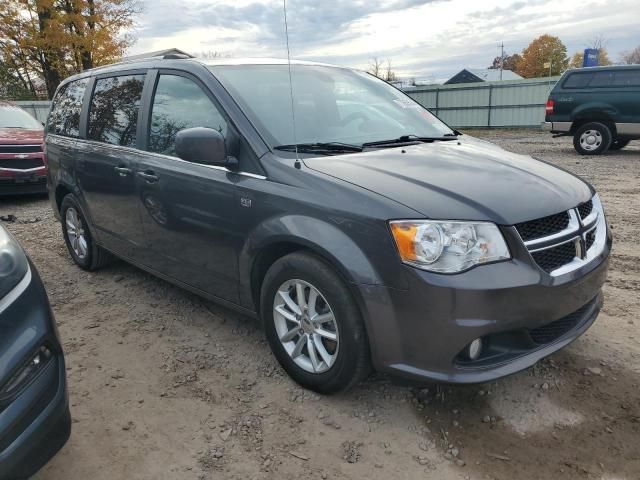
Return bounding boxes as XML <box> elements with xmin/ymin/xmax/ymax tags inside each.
<box><xmin>573</xmin><ymin>122</ymin><xmax>612</xmax><ymax>155</ymax></box>
<box><xmin>260</xmin><ymin>252</ymin><xmax>371</xmax><ymax>394</ymax></box>
<box><xmin>609</xmin><ymin>139</ymin><xmax>630</xmax><ymax>151</ymax></box>
<box><xmin>60</xmin><ymin>194</ymin><xmax>113</xmax><ymax>271</ymax></box>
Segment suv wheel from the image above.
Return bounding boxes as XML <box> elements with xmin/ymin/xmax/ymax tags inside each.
<box><xmin>260</xmin><ymin>252</ymin><xmax>370</xmax><ymax>394</ymax></box>
<box><xmin>609</xmin><ymin>139</ymin><xmax>630</xmax><ymax>151</ymax></box>
<box><xmin>573</xmin><ymin>122</ymin><xmax>612</xmax><ymax>155</ymax></box>
<box><xmin>60</xmin><ymin>194</ymin><xmax>113</xmax><ymax>270</ymax></box>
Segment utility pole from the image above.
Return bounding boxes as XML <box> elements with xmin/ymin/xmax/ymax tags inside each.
<box><xmin>500</xmin><ymin>42</ymin><xmax>505</xmax><ymax>81</ymax></box>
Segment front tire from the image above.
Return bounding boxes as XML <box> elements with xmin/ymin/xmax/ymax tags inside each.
<box><xmin>260</xmin><ymin>252</ymin><xmax>370</xmax><ymax>394</ymax></box>
<box><xmin>60</xmin><ymin>194</ymin><xmax>113</xmax><ymax>271</ymax></box>
<box><xmin>573</xmin><ymin>122</ymin><xmax>612</xmax><ymax>155</ymax></box>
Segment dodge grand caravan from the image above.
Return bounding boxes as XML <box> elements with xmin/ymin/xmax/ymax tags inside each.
<box><xmin>0</xmin><ymin>225</ymin><xmax>70</xmax><ymax>478</ymax></box>
<box><xmin>46</xmin><ymin>56</ymin><xmax>611</xmax><ymax>393</ymax></box>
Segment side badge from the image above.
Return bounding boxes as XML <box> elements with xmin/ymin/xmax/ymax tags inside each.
<box><xmin>240</xmin><ymin>197</ymin><xmax>252</xmax><ymax>208</ymax></box>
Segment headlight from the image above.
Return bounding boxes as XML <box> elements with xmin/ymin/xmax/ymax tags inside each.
<box><xmin>389</xmin><ymin>220</ymin><xmax>510</xmax><ymax>273</ymax></box>
<box><xmin>0</xmin><ymin>226</ymin><xmax>29</xmax><ymax>299</ymax></box>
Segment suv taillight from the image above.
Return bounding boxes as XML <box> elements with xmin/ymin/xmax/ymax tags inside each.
<box><xmin>545</xmin><ymin>99</ymin><xmax>554</xmax><ymax>115</ymax></box>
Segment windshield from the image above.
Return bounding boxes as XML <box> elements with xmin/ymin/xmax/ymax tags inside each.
<box><xmin>0</xmin><ymin>105</ymin><xmax>43</xmax><ymax>129</ymax></box>
<box><xmin>209</xmin><ymin>64</ymin><xmax>454</xmax><ymax>152</ymax></box>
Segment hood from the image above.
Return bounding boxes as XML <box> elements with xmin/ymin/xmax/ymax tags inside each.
<box><xmin>303</xmin><ymin>135</ymin><xmax>593</xmax><ymax>225</ymax></box>
<box><xmin>0</xmin><ymin>128</ymin><xmax>44</xmax><ymax>144</ymax></box>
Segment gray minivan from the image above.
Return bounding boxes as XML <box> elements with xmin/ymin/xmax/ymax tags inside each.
<box><xmin>46</xmin><ymin>55</ymin><xmax>611</xmax><ymax>393</ymax></box>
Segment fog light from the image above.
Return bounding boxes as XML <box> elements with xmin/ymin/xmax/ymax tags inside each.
<box><xmin>0</xmin><ymin>346</ymin><xmax>52</xmax><ymax>396</ymax></box>
<box><xmin>467</xmin><ymin>338</ymin><xmax>483</xmax><ymax>360</ymax></box>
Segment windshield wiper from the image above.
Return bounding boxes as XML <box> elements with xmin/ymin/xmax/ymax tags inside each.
<box><xmin>362</xmin><ymin>134</ymin><xmax>458</xmax><ymax>148</ymax></box>
<box><xmin>274</xmin><ymin>142</ymin><xmax>363</xmax><ymax>155</ymax></box>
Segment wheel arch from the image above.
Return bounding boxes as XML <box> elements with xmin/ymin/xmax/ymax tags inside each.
<box><xmin>239</xmin><ymin>215</ymin><xmax>384</xmax><ymax>315</ymax></box>
<box><xmin>54</xmin><ymin>184</ymin><xmax>74</xmax><ymax>214</ymax></box>
<box><xmin>55</xmin><ymin>182</ymin><xmax>101</xmax><ymax>243</ymax></box>
<box><xmin>570</xmin><ymin>107</ymin><xmax>618</xmax><ymax>137</ymax></box>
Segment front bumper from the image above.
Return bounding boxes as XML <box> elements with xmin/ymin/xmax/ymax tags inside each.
<box><xmin>0</xmin><ymin>262</ymin><xmax>70</xmax><ymax>479</ymax></box>
<box><xmin>0</xmin><ymin>176</ymin><xmax>47</xmax><ymax>196</ymax></box>
<box><xmin>358</xmin><ymin>227</ymin><xmax>611</xmax><ymax>384</ymax></box>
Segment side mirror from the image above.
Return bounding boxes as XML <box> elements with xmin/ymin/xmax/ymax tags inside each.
<box><xmin>175</xmin><ymin>127</ymin><xmax>226</xmax><ymax>165</ymax></box>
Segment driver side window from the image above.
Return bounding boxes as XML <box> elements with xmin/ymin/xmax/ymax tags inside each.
<box><xmin>148</xmin><ymin>74</ymin><xmax>228</xmax><ymax>157</ymax></box>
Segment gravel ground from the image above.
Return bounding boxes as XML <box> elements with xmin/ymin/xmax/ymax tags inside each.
<box><xmin>2</xmin><ymin>131</ymin><xmax>639</xmax><ymax>480</ymax></box>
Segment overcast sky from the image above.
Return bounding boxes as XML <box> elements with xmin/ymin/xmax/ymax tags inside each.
<box><xmin>130</xmin><ymin>0</ymin><xmax>640</xmax><ymax>81</ymax></box>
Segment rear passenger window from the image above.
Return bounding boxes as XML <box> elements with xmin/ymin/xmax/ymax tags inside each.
<box><xmin>611</xmin><ymin>70</ymin><xmax>640</xmax><ymax>87</ymax></box>
<box><xmin>588</xmin><ymin>71</ymin><xmax>614</xmax><ymax>88</ymax></box>
<box><xmin>88</xmin><ymin>75</ymin><xmax>145</xmax><ymax>147</ymax></box>
<box><xmin>47</xmin><ymin>78</ymin><xmax>88</xmax><ymax>137</ymax></box>
<box><xmin>148</xmin><ymin>75</ymin><xmax>227</xmax><ymax>157</ymax></box>
<box><xmin>563</xmin><ymin>72</ymin><xmax>593</xmax><ymax>89</ymax></box>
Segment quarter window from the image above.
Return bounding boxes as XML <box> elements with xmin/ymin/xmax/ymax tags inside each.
<box><xmin>88</xmin><ymin>75</ymin><xmax>145</xmax><ymax>147</ymax></box>
<box><xmin>47</xmin><ymin>78</ymin><xmax>88</xmax><ymax>137</ymax></box>
<box><xmin>611</xmin><ymin>70</ymin><xmax>640</xmax><ymax>87</ymax></box>
<box><xmin>562</xmin><ymin>72</ymin><xmax>593</xmax><ymax>89</ymax></box>
<box><xmin>588</xmin><ymin>71</ymin><xmax>614</xmax><ymax>88</ymax></box>
<box><xmin>148</xmin><ymin>75</ymin><xmax>227</xmax><ymax>156</ymax></box>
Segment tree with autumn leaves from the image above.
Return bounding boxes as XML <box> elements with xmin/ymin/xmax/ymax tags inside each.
<box><xmin>516</xmin><ymin>34</ymin><xmax>569</xmax><ymax>78</ymax></box>
<box><xmin>488</xmin><ymin>35</ymin><xmax>568</xmax><ymax>78</ymax></box>
<box><xmin>490</xmin><ymin>34</ymin><xmax>632</xmax><ymax>79</ymax></box>
<box><xmin>0</xmin><ymin>0</ymin><xmax>140</xmax><ymax>99</ymax></box>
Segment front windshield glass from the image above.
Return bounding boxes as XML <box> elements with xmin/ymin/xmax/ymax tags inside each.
<box><xmin>0</xmin><ymin>105</ymin><xmax>43</xmax><ymax>129</ymax></box>
<box><xmin>209</xmin><ymin>64</ymin><xmax>453</xmax><ymax>150</ymax></box>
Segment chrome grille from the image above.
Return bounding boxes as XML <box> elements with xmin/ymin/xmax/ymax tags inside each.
<box><xmin>585</xmin><ymin>229</ymin><xmax>596</xmax><ymax>251</ymax></box>
<box><xmin>0</xmin><ymin>144</ymin><xmax>42</xmax><ymax>154</ymax></box>
<box><xmin>517</xmin><ymin>195</ymin><xmax>605</xmax><ymax>276</ymax></box>
<box><xmin>0</xmin><ymin>158</ymin><xmax>45</xmax><ymax>170</ymax></box>
<box><xmin>577</xmin><ymin>199</ymin><xmax>593</xmax><ymax>220</ymax></box>
<box><xmin>531</xmin><ymin>241</ymin><xmax>577</xmax><ymax>273</ymax></box>
<box><xmin>515</xmin><ymin>211</ymin><xmax>570</xmax><ymax>241</ymax></box>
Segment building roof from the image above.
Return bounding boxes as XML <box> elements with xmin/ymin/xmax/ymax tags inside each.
<box><xmin>444</xmin><ymin>68</ymin><xmax>522</xmax><ymax>84</ymax></box>
<box><xmin>468</xmin><ymin>68</ymin><xmax>522</xmax><ymax>81</ymax></box>
<box><xmin>121</xmin><ymin>48</ymin><xmax>194</xmax><ymax>62</ymax></box>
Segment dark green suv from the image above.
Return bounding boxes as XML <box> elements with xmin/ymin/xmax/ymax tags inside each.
<box><xmin>542</xmin><ymin>65</ymin><xmax>640</xmax><ymax>155</ymax></box>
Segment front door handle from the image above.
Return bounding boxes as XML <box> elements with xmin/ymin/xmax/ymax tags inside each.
<box><xmin>137</xmin><ymin>171</ymin><xmax>159</xmax><ymax>183</ymax></box>
<box><xmin>114</xmin><ymin>166</ymin><xmax>132</xmax><ymax>177</ymax></box>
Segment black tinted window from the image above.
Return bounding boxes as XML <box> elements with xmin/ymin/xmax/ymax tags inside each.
<box><xmin>563</xmin><ymin>72</ymin><xmax>593</xmax><ymax>89</ymax></box>
<box><xmin>148</xmin><ymin>75</ymin><xmax>227</xmax><ymax>156</ymax></box>
<box><xmin>588</xmin><ymin>71</ymin><xmax>614</xmax><ymax>88</ymax></box>
<box><xmin>611</xmin><ymin>70</ymin><xmax>640</xmax><ymax>87</ymax></box>
<box><xmin>47</xmin><ymin>78</ymin><xmax>88</xmax><ymax>137</ymax></box>
<box><xmin>88</xmin><ymin>75</ymin><xmax>145</xmax><ymax>147</ymax></box>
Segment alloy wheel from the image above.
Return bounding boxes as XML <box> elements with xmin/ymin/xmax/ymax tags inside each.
<box><xmin>273</xmin><ymin>279</ymin><xmax>339</xmax><ymax>374</ymax></box>
<box><xmin>65</xmin><ymin>207</ymin><xmax>88</xmax><ymax>259</ymax></box>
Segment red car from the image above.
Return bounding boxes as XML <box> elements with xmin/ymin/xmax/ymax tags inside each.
<box><xmin>0</xmin><ymin>101</ymin><xmax>47</xmax><ymax>195</ymax></box>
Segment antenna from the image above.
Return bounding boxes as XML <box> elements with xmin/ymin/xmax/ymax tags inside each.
<box><xmin>283</xmin><ymin>0</ymin><xmax>301</xmax><ymax>169</ymax></box>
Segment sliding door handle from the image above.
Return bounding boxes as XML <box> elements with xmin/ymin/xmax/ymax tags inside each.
<box><xmin>137</xmin><ymin>171</ymin><xmax>159</xmax><ymax>183</ymax></box>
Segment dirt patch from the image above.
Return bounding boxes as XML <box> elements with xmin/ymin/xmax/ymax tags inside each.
<box><xmin>2</xmin><ymin>131</ymin><xmax>638</xmax><ymax>479</ymax></box>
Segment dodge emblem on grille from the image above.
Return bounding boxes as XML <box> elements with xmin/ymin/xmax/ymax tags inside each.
<box><xmin>574</xmin><ymin>237</ymin><xmax>584</xmax><ymax>259</ymax></box>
